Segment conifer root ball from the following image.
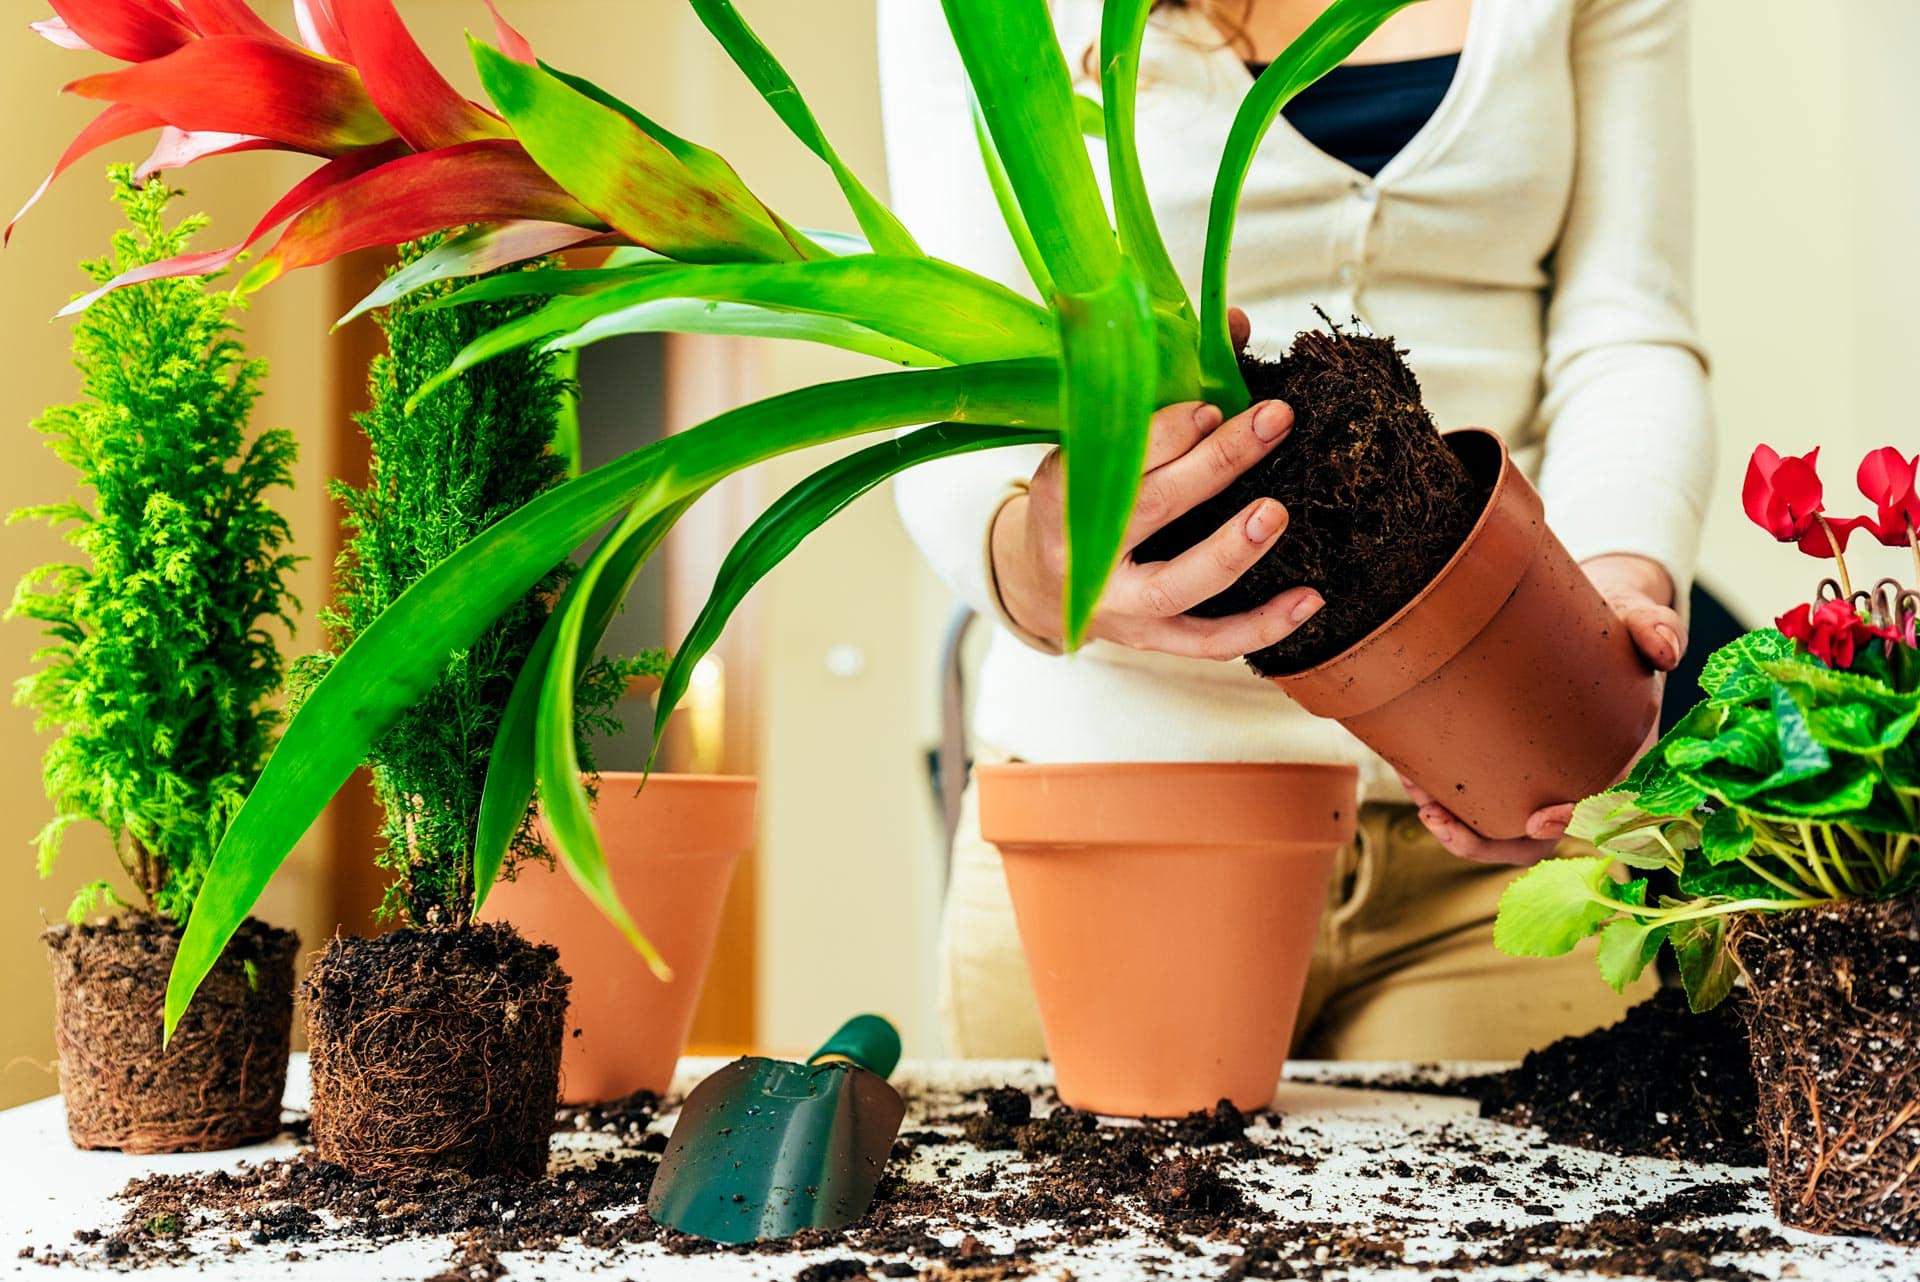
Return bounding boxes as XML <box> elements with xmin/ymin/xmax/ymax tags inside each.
<box><xmin>1135</xmin><ymin>329</ymin><xmax>1487</xmax><ymax>674</ymax></box>
<box><xmin>304</xmin><ymin>922</ymin><xmax>569</xmax><ymax>1179</ymax></box>
<box><xmin>48</xmin><ymin>916</ymin><xmax>297</xmax><ymax>1153</ymax></box>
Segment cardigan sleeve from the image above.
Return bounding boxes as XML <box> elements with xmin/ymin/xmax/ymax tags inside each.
<box><xmin>877</xmin><ymin>0</ymin><xmax>1057</xmax><ymax>635</ymax></box>
<box><xmin>1532</xmin><ymin>0</ymin><xmax>1717</xmax><ymax>599</ymax></box>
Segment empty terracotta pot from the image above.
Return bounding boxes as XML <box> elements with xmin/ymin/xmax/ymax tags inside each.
<box><xmin>978</xmin><ymin>761</ymin><xmax>1357</xmax><ymax>1117</ymax></box>
<box><xmin>485</xmin><ymin>772</ymin><xmax>755</xmax><ymax>1104</ymax></box>
<box><xmin>1271</xmin><ymin>428</ymin><xmax>1659</xmax><ymax>840</ymax></box>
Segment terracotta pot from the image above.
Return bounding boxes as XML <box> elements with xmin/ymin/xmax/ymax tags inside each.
<box><xmin>485</xmin><ymin>773</ymin><xmax>756</xmax><ymax>1104</ymax></box>
<box><xmin>1734</xmin><ymin>897</ymin><xmax>1920</xmax><ymax>1243</ymax></box>
<box><xmin>1271</xmin><ymin>428</ymin><xmax>1659</xmax><ymax>840</ymax></box>
<box><xmin>977</xmin><ymin>761</ymin><xmax>1357</xmax><ymax>1117</ymax></box>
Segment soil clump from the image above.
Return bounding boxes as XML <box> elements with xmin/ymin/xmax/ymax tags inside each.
<box><xmin>1135</xmin><ymin>323</ymin><xmax>1486</xmax><ymax>674</ymax></box>
<box><xmin>1458</xmin><ymin>989</ymin><xmax>1765</xmax><ymax>1167</ymax></box>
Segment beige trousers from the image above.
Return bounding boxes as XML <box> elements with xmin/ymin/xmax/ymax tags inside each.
<box><xmin>939</xmin><ymin>770</ymin><xmax>1654</xmax><ymax>1062</ymax></box>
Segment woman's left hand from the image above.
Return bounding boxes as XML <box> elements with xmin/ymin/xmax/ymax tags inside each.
<box><xmin>1406</xmin><ymin>553</ymin><xmax>1687</xmax><ymax>866</ymax></box>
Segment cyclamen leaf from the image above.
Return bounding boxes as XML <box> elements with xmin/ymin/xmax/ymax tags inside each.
<box><xmin>1700</xmin><ymin>629</ymin><xmax>1795</xmax><ymax>706</ymax></box>
<box><xmin>1678</xmin><ymin>859</ymin><xmax>1808</xmax><ymax>903</ymax></box>
<box><xmin>1671</xmin><ymin>916</ymin><xmax>1739</xmax><ymax>1013</ymax></box>
<box><xmin>1700</xmin><ymin>806</ymin><xmax>1756</xmax><ymax>865</ymax></box>
<box><xmin>1596</xmin><ymin>917</ymin><xmax>1667</xmax><ymax>994</ymax></box>
<box><xmin>1568</xmin><ymin>795</ymin><xmax>1685</xmax><ymax>872</ymax></box>
<box><xmin>1493</xmin><ymin>856</ymin><xmax>1619</xmax><ymax>957</ymax></box>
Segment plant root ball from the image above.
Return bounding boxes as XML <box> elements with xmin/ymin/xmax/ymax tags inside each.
<box><xmin>304</xmin><ymin>922</ymin><xmax>569</xmax><ymax>1179</ymax></box>
<box><xmin>1735</xmin><ymin>896</ymin><xmax>1920</xmax><ymax>1244</ymax></box>
<box><xmin>48</xmin><ymin>915</ymin><xmax>297</xmax><ymax>1153</ymax></box>
<box><xmin>1135</xmin><ymin>324</ymin><xmax>1486</xmax><ymax>675</ymax></box>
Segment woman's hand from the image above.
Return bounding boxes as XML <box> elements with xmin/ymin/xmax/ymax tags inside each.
<box><xmin>1408</xmin><ymin>553</ymin><xmax>1686</xmax><ymax>866</ymax></box>
<box><xmin>991</xmin><ymin>397</ymin><xmax>1324</xmax><ymax>660</ymax></box>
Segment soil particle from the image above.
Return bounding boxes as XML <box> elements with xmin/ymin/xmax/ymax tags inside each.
<box><xmin>303</xmin><ymin>923</ymin><xmax>569</xmax><ymax>1180</ymax></box>
<box><xmin>1135</xmin><ymin>324</ymin><xmax>1487</xmax><ymax>674</ymax></box>
<box><xmin>1458</xmin><ymin>989</ymin><xmax>1766</xmax><ymax>1166</ymax></box>
<box><xmin>46</xmin><ymin>914</ymin><xmax>297</xmax><ymax>1154</ymax></box>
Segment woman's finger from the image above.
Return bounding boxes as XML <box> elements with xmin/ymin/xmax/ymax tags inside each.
<box><xmin>1117</xmin><ymin>584</ymin><xmax>1324</xmax><ymax>661</ymax></box>
<box><xmin>1143</xmin><ymin>401</ymin><xmax>1224</xmax><ymax>472</ymax></box>
<box><xmin>1617</xmin><ymin>596</ymin><xmax>1687</xmax><ymax>672</ymax></box>
<box><xmin>1120</xmin><ymin>499</ymin><xmax>1289</xmax><ymax>619</ymax></box>
<box><xmin>1402</xmin><ymin>776</ymin><xmax>1562</xmax><ymax>865</ymax></box>
<box><xmin>1127</xmin><ymin>399</ymin><xmax>1293</xmax><ymax>545</ymax></box>
<box><xmin>1228</xmin><ymin>306</ymin><xmax>1252</xmax><ymax>353</ymax></box>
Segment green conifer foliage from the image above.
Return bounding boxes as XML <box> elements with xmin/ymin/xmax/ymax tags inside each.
<box><xmin>300</xmin><ymin>239</ymin><xmax>640</xmax><ymax>927</ymax></box>
<box><xmin>10</xmin><ymin>167</ymin><xmax>300</xmax><ymax>925</ymax></box>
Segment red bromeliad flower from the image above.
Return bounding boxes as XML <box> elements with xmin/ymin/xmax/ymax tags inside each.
<box><xmin>1776</xmin><ymin>598</ymin><xmax>1877</xmax><ymax>670</ymax></box>
<box><xmin>1858</xmin><ymin>447</ymin><xmax>1920</xmax><ymax>548</ymax></box>
<box><xmin>10</xmin><ymin>0</ymin><xmax>813</xmax><ymax>310</ymax></box>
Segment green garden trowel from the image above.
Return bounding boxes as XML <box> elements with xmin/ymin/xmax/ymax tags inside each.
<box><xmin>647</xmin><ymin>1014</ymin><xmax>905</xmax><ymax>1244</ymax></box>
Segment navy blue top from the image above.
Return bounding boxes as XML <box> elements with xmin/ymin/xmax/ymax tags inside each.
<box><xmin>1250</xmin><ymin>52</ymin><xmax>1461</xmax><ymax>178</ymax></box>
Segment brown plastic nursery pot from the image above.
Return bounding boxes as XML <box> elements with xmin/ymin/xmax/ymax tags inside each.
<box><xmin>1270</xmin><ymin>428</ymin><xmax>1659</xmax><ymax>840</ymax></box>
<box><xmin>46</xmin><ymin>915</ymin><xmax>297</xmax><ymax>1153</ymax></box>
<box><xmin>487</xmin><ymin>773</ymin><xmax>756</xmax><ymax>1103</ymax></box>
<box><xmin>978</xmin><ymin>761</ymin><xmax>1357</xmax><ymax>1118</ymax></box>
<box><xmin>304</xmin><ymin>922</ymin><xmax>569</xmax><ymax>1179</ymax></box>
<box><xmin>1733</xmin><ymin>897</ymin><xmax>1920</xmax><ymax>1243</ymax></box>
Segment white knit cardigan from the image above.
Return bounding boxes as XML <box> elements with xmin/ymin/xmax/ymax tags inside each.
<box><xmin>879</xmin><ymin>0</ymin><xmax>1716</xmax><ymax>794</ymax></box>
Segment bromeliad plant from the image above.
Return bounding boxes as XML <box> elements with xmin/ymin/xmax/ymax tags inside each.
<box><xmin>1495</xmin><ymin>445</ymin><xmax>1920</xmax><ymax>1012</ymax></box>
<box><xmin>13</xmin><ymin>0</ymin><xmax>1422</xmax><ymax>1035</ymax></box>
<box><xmin>12</xmin><ymin>165</ymin><xmax>299</xmax><ymax>928</ymax></box>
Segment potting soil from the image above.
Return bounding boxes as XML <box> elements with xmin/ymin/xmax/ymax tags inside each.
<box><xmin>22</xmin><ymin>1053</ymin><xmax>1907</xmax><ymax>1281</ymax></box>
<box><xmin>1134</xmin><ymin>320</ymin><xmax>1487</xmax><ymax>674</ymax></box>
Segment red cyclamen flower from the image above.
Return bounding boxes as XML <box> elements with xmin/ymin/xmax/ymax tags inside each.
<box><xmin>1858</xmin><ymin>447</ymin><xmax>1920</xmax><ymax>547</ymax></box>
<box><xmin>1742</xmin><ymin>445</ymin><xmax>1873</xmax><ymax>557</ymax></box>
<box><xmin>1776</xmin><ymin>599</ymin><xmax>1876</xmax><ymax>670</ymax></box>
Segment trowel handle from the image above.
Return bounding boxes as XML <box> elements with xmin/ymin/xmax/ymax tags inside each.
<box><xmin>808</xmin><ymin>1014</ymin><xmax>901</xmax><ymax>1079</ymax></box>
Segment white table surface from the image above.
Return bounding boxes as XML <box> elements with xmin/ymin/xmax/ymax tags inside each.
<box><xmin>2</xmin><ymin>1055</ymin><xmax>1912</xmax><ymax>1280</ymax></box>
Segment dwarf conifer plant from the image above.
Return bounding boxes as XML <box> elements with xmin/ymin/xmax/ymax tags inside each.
<box><xmin>10</xmin><ymin>166</ymin><xmax>299</xmax><ymax>925</ymax></box>
<box><xmin>293</xmin><ymin>237</ymin><xmax>653</xmax><ymax>931</ymax></box>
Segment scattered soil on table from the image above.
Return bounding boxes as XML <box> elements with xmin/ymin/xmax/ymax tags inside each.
<box><xmin>1134</xmin><ymin>321</ymin><xmax>1487</xmax><ymax>675</ymax></box>
<box><xmin>46</xmin><ymin>914</ymin><xmax>297</xmax><ymax>1154</ymax></box>
<box><xmin>1449</xmin><ymin>989</ymin><xmax>1766</xmax><ymax>1167</ymax></box>
<box><xmin>303</xmin><ymin>923</ymin><xmax>569</xmax><ymax>1180</ymax></box>
<box><xmin>30</xmin><ymin>1067</ymin><xmax>1860</xmax><ymax>1280</ymax></box>
<box><xmin>1734</xmin><ymin>896</ymin><xmax>1920</xmax><ymax>1243</ymax></box>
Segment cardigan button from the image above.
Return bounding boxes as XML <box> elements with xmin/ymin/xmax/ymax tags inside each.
<box><xmin>1353</xmin><ymin>180</ymin><xmax>1378</xmax><ymax>204</ymax></box>
<box><xmin>1336</xmin><ymin>262</ymin><xmax>1359</xmax><ymax>285</ymax></box>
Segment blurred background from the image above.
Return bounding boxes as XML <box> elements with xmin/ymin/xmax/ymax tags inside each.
<box><xmin>1</xmin><ymin>1</ymin><xmax>1917</xmax><ymax>1107</ymax></box>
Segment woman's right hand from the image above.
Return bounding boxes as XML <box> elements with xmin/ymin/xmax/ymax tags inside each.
<box><xmin>990</xmin><ymin>397</ymin><xmax>1323</xmax><ymax>660</ymax></box>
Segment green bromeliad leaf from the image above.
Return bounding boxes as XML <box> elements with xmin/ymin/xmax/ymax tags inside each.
<box><xmin>1056</xmin><ymin>262</ymin><xmax>1157</xmax><ymax>647</ymax></box>
<box><xmin>688</xmin><ymin>0</ymin><xmax>921</xmax><ymax>258</ymax></box>
<box><xmin>165</xmin><ymin>358</ymin><xmax>1061</xmax><ymax>1038</ymax></box>
<box><xmin>1494</xmin><ymin>856</ymin><xmax>1619</xmax><ymax>957</ymax></box>
<box><xmin>470</xmin><ymin>39</ymin><xmax>803</xmax><ymax>264</ymax></box>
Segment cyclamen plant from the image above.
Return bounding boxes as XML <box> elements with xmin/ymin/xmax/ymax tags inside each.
<box><xmin>1496</xmin><ymin>445</ymin><xmax>1920</xmax><ymax>1011</ymax></box>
